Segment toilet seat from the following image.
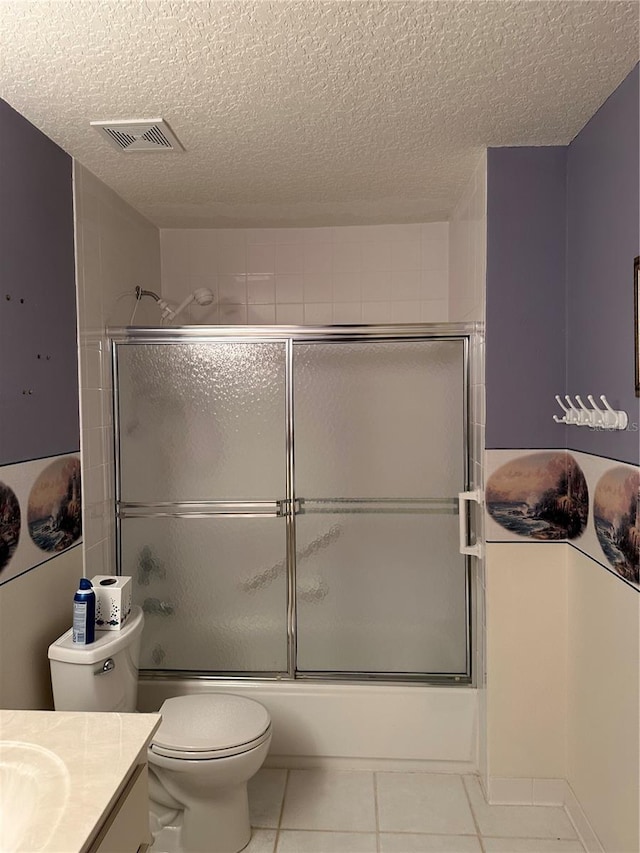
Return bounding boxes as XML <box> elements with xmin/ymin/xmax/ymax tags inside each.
<box><xmin>149</xmin><ymin>693</ymin><xmax>272</xmax><ymax>761</ymax></box>
<box><xmin>149</xmin><ymin>725</ymin><xmax>272</xmax><ymax>760</ymax></box>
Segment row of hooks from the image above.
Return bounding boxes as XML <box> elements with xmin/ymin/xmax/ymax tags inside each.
<box><xmin>554</xmin><ymin>395</ymin><xmax>628</xmax><ymax>430</ymax></box>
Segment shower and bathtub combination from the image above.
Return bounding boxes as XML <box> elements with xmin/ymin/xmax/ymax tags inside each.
<box><xmin>109</xmin><ymin>323</ymin><xmax>483</xmax><ymax>769</ymax></box>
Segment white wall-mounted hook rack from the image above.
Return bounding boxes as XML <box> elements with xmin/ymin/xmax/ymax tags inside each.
<box><xmin>553</xmin><ymin>394</ymin><xmax>628</xmax><ymax>430</ymax></box>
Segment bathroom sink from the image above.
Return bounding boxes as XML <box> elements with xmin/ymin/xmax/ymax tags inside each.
<box><xmin>0</xmin><ymin>741</ymin><xmax>70</xmax><ymax>852</ymax></box>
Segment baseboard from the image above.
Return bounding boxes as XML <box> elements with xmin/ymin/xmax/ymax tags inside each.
<box><xmin>485</xmin><ymin>776</ymin><xmax>604</xmax><ymax>853</ymax></box>
<box><xmin>265</xmin><ymin>755</ymin><xmax>478</xmax><ymax>773</ymax></box>
<box><xmin>564</xmin><ymin>783</ymin><xmax>605</xmax><ymax>853</ymax></box>
<box><xmin>486</xmin><ymin>776</ymin><xmax>566</xmax><ymax>806</ymax></box>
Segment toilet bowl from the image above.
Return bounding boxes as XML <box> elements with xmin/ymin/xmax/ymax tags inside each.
<box><xmin>48</xmin><ymin>607</ymin><xmax>273</xmax><ymax>853</ymax></box>
<box><xmin>147</xmin><ymin>693</ymin><xmax>272</xmax><ymax>853</ymax></box>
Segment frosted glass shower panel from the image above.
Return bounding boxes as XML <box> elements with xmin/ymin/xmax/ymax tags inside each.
<box><xmin>294</xmin><ymin>338</ymin><xmax>469</xmax><ymax>677</ymax></box>
<box><xmin>294</xmin><ymin>340</ymin><xmax>465</xmax><ymax>498</ymax></box>
<box><xmin>116</xmin><ymin>342</ymin><xmax>286</xmax><ymax>502</ymax></box>
<box><xmin>121</xmin><ymin>516</ymin><xmax>288</xmax><ymax>672</ymax></box>
<box><xmin>295</xmin><ymin>512</ymin><xmax>468</xmax><ymax>674</ymax></box>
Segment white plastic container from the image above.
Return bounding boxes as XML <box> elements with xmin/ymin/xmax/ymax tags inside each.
<box><xmin>90</xmin><ymin>575</ymin><xmax>132</xmax><ymax>631</ymax></box>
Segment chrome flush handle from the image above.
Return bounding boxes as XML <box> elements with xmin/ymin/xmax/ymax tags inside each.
<box><xmin>94</xmin><ymin>658</ymin><xmax>115</xmax><ymax>676</ymax></box>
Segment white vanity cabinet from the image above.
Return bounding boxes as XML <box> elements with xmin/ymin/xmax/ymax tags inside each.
<box><xmin>88</xmin><ymin>762</ymin><xmax>151</xmax><ymax>853</ymax></box>
<box><xmin>0</xmin><ymin>710</ymin><xmax>161</xmax><ymax>853</ymax></box>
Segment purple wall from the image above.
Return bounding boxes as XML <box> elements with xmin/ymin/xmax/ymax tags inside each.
<box><xmin>566</xmin><ymin>65</ymin><xmax>640</xmax><ymax>465</ymax></box>
<box><xmin>486</xmin><ymin>146</ymin><xmax>568</xmax><ymax>449</ymax></box>
<box><xmin>0</xmin><ymin>99</ymin><xmax>79</xmax><ymax>464</ymax></box>
<box><xmin>486</xmin><ymin>64</ymin><xmax>639</xmax><ymax>464</ymax></box>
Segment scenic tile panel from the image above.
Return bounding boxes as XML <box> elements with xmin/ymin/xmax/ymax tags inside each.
<box><xmin>0</xmin><ymin>453</ymin><xmax>82</xmax><ymax>585</ymax></box>
<box><xmin>593</xmin><ymin>465</ymin><xmax>639</xmax><ymax>586</ymax></box>
<box><xmin>487</xmin><ymin>451</ymin><xmax>588</xmax><ymax>541</ymax></box>
<box><xmin>486</xmin><ymin>449</ymin><xmax>639</xmax><ymax>589</ymax></box>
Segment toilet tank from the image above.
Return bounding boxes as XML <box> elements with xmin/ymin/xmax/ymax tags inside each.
<box><xmin>48</xmin><ymin>606</ymin><xmax>144</xmax><ymax>712</ymax></box>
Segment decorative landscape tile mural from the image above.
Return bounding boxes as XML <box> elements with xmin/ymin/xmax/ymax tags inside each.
<box><xmin>594</xmin><ymin>466</ymin><xmax>640</xmax><ymax>586</ymax></box>
<box><xmin>486</xmin><ymin>449</ymin><xmax>639</xmax><ymax>591</ymax></box>
<box><xmin>28</xmin><ymin>456</ymin><xmax>82</xmax><ymax>553</ymax></box>
<box><xmin>0</xmin><ymin>453</ymin><xmax>82</xmax><ymax>586</ymax></box>
<box><xmin>0</xmin><ymin>482</ymin><xmax>20</xmax><ymax>571</ymax></box>
<box><xmin>487</xmin><ymin>451</ymin><xmax>588</xmax><ymax>541</ymax></box>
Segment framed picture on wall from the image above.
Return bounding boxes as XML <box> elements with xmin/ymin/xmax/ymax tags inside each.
<box><xmin>636</xmin><ymin>256</ymin><xmax>640</xmax><ymax>397</ymax></box>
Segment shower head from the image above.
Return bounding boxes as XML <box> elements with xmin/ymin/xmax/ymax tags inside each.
<box><xmin>134</xmin><ymin>286</ymin><xmax>215</xmax><ymax>322</ymax></box>
<box><xmin>192</xmin><ymin>287</ymin><xmax>214</xmax><ymax>307</ymax></box>
<box><xmin>171</xmin><ymin>287</ymin><xmax>214</xmax><ymax>319</ymax></box>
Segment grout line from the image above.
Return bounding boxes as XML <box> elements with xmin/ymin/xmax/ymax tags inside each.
<box><xmin>273</xmin><ymin>828</ymin><xmax>481</xmax><ymax>836</ymax></box>
<box><xmin>481</xmin><ymin>834</ymin><xmax>583</xmax><ymax>841</ymax></box>
<box><xmin>373</xmin><ymin>771</ymin><xmax>381</xmax><ymax>852</ymax></box>
<box><xmin>273</xmin><ymin>768</ymin><xmax>290</xmax><ymax>852</ymax></box>
<box><xmin>461</xmin><ymin>774</ymin><xmax>486</xmax><ymax>853</ymax></box>
<box><xmin>274</xmin><ymin>829</ymin><xmax>380</xmax><ymax>835</ymax></box>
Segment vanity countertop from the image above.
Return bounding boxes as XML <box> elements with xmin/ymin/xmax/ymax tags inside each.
<box><xmin>0</xmin><ymin>709</ymin><xmax>161</xmax><ymax>853</ymax></box>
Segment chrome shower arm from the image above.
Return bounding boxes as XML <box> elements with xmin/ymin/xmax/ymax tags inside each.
<box><xmin>135</xmin><ymin>286</ymin><xmax>161</xmax><ymax>302</ymax></box>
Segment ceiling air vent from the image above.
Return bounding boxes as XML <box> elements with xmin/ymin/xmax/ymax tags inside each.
<box><xmin>90</xmin><ymin>118</ymin><xmax>183</xmax><ymax>152</ymax></box>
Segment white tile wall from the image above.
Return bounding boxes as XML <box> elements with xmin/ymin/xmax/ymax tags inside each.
<box><xmin>449</xmin><ymin>151</ymin><xmax>486</xmax><ymax>324</ymax></box>
<box><xmin>160</xmin><ymin>223</ymin><xmax>449</xmax><ymax>324</ymax></box>
<box><xmin>74</xmin><ymin>163</ymin><xmax>161</xmax><ymax>572</ymax></box>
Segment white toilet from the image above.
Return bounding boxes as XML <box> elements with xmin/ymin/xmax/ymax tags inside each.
<box><xmin>48</xmin><ymin>605</ymin><xmax>272</xmax><ymax>853</ymax></box>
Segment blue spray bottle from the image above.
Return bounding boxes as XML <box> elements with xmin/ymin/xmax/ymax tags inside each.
<box><xmin>72</xmin><ymin>578</ymin><xmax>95</xmax><ymax>644</ymax></box>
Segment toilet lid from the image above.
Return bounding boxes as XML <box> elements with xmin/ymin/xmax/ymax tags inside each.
<box><xmin>149</xmin><ymin>725</ymin><xmax>271</xmax><ymax>761</ymax></box>
<box><xmin>152</xmin><ymin>693</ymin><xmax>271</xmax><ymax>753</ymax></box>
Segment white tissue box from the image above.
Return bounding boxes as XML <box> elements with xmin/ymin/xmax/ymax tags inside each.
<box><xmin>91</xmin><ymin>575</ymin><xmax>132</xmax><ymax>631</ymax></box>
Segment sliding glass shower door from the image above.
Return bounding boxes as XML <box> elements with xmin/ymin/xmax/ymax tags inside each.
<box><xmin>112</xmin><ymin>329</ymin><xmax>471</xmax><ymax>682</ymax></box>
<box><xmin>116</xmin><ymin>340</ymin><xmax>290</xmax><ymax>673</ymax></box>
<box><xmin>294</xmin><ymin>340</ymin><xmax>467</xmax><ymax>675</ymax></box>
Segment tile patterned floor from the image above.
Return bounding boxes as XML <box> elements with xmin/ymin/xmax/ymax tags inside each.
<box><xmin>245</xmin><ymin>770</ymin><xmax>585</xmax><ymax>853</ymax></box>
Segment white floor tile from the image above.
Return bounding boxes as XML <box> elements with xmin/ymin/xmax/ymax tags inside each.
<box><xmin>277</xmin><ymin>830</ymin><xmax>377</xmax><ymax>852</ymax></box>
<box><xmin>376</xmin><ymin>773</ymin><xmax>476</xmax><ymax>835</ymax></box>
<box><xmin>379</xmin><ymin>833</ymin><xmax>482</xmax><ymax>852</ymax></box>
<box><xmin>249</xmin><ymin>768</ymin><xmax>288</xmax><ymax>828</ymax></box>
<box><xmin>482</xmin><ymin>839</ymin><xmax>585</xmax><ymax>853</ymax></box>
<box><xmin>281</xmin><ymin>770</ymin><xmax>376</xmax><ymax>832</ymax></box>
<box><xmin>463</xmin><ymin>777</ymin><xmax>577</xmax><ymax>840</ymax></box>
<box><xmin>150</xmin><ymin>824</ymin><xmax>180</xmax><ymax>853</ymax></box>
<box><xmin>245</xmin><ymin>828</ymin><xmax>278</xmax><ymax>853</ymax></box>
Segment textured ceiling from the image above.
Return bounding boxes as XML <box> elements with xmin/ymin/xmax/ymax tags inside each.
<box><xmin>0</xmin><ymin>1</ymin><xmax>638</xmax><ymax>228</ymax></box>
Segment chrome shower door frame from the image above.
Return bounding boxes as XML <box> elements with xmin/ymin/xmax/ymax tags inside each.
<box><xmin>109</xmin><ymin>323</ymin><xmax>480</xmax><ymax>687</ymax></box>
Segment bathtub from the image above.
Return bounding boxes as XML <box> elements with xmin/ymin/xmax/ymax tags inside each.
<box><xmin>137</xmin><ymin>679</ymin><xmax>478</xmax><ymax>772</ymax></box>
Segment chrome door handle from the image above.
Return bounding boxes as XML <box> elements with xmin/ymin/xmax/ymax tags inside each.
<box><xmin>458</xmin><ymin>490</ymin><xmax>483</xmax><ymax>558</ymax></box>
